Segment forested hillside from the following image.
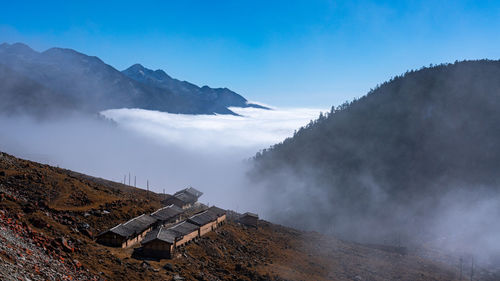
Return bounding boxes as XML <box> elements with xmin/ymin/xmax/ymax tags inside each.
<box><xmin>252</xmin><ymin>60</ymin><xmax>500</xmax><ymax>247</ymax></box>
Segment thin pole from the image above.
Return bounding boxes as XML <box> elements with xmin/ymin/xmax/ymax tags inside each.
<box><xmin>459</xmin><ymin>257</ymin><xmax>463</xmax><ymax>280</ymax></box>
<box><xmin>134</xmin><ymin>176</ymin><xmax>136</xmax><ymax>187</ymax></box>
<box><xmin>128</xmin><ymin>172</ymin><xmax>131</xmax><ymax>186</ymax></box>
<box><xmin>123</xmin><ymin>175</ymin><xmax>126</xmax><ymax>185</ymax></box>
<box><xmin>147</xmin><ymin>180</ymin><xmax>149</xmax><ymax>200</ymax></box>
<box><xmin>470</xmin><ymin>256</ymin><xmax>474</xmax><ymax>281</ymax></box>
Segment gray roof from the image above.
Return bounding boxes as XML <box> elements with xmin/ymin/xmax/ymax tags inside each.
<box><xmin>174</xmin><ymin>192</ymin><xmax>198</xmax><ymax>204</ymax></box>
<box><xmin>243</xmin><ymin>212</ymin><xmax>259</xmax><ymax>218</ymax></box>
<box><xmin>174</xmin><ymin>187</ymin><xmax>203</xmax><ymax>198</ymax></box>
<box><xmin>161</xmin><ymin>196</ymin><xmax>188</xmax><ymax>207</ymax></box>
<box><xmin>151</xmin><ymin>204</ymin><xmax>183</xmax><ymax>221</ymax></box>
<box><xmin>168</xmin><ymin>221</ymin><xmax>199</xmax><ymax>236</ymax></box>
<box><xmin>206</xmin><ymin>206</ymin><xmax>226</xmax><ymax>217</ymax></box>
<box><xmin>141</xmin><ymin>226</ymin><xmax>177</xmax><ymax>245</ymax></box>
<box><xmin>105</xmin><ymin>214</ymin><xmax>157</xmax><ymax>238</ymax></box>
<box><xmin>187</xmin><ymin>210</ymin><xmax>218</xmax><ymax>226</ymax></box>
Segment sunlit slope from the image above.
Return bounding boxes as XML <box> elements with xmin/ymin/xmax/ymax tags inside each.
<box><xmin>0</xmin><ymin>152</ymin><xmax>473</xmax><ymax>280</ymax></box>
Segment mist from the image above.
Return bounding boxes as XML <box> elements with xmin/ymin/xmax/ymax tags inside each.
<box><xmin>0</xmin><ymin>107</ymin><xmax>323</xmax><ymax>217</ymax></box>
<box><xmin>251</xmin><ymin>61</ymin><xmax>500</xmax><ymax>270</ymax></box>
<box><xmin>253</xmin><ymin>166</ymin><xmax>500</xmax><ymax>266</ymax></box>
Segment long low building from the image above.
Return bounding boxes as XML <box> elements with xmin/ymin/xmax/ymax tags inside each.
<box><xmin>151</xmin><ymin>204</ymin><xmax>183</xmax><ymax>226</ymax></box>
<box><xmin>96</xmin><ymin>214</ymin><xmax>158</xmax><ymax>248</ymax></box>
<box><xmin>141</xmin><ymin>206</ymin><xmax>227</xmax><ymax>259</ymax></box>
<box><xmin>206</xmin><ymin>206</ymin><xmax>227</xmax><ymax>226</ymax></box>
<box><xmin>187</xmin><ymin>210</ymin><xmax>218</xmax><ymax>236</ymax></box>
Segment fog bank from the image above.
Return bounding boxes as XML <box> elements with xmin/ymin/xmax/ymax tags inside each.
<box><xmin>0</xmin><ymin>107</ymin><xmax>323</xmax><ymax>215</ymax></box>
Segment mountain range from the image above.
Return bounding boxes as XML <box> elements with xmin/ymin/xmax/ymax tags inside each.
<box><xmin>0</xmin><ymin>42</ymin><xmax>265</xmax><ymax>117</ymax></box>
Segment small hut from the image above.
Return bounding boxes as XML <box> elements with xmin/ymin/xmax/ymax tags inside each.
<box><xmin>96</xmin><ymin>214</ymin><xmax>158</xmax><ymax>248</ymax></box>
<box><xmin>239</xmin><ymin>212</ymin><xmax>258</xmax><ymax>227</ymax></box>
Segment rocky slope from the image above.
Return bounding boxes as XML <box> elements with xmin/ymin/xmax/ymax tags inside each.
<box><xmin>0</xmin><ymin>152</ymin><xmax>493</xmax><ymax>280</ymax></box>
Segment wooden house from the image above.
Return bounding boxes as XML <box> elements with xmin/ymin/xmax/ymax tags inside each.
<box><xmin>141</xmin><ymin>226</ymin><xmax>177</xmax><ymax>259</ymax></box>
<box><xmin>239</xmin><ymin>212</ymin><xmax>258</xmax><ymax>227</ymax></box>
<box><xmin>96</xmin><ymin>214</ymin><xmax>158</xmax><ymax>248</ymax></box>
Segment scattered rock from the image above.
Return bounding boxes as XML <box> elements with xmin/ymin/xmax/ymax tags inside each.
<box><xmin>163</xmin><ymin>263</ymin><xmax>174</xmax><ymax>271</ymax></box>
<box><xmin>141</xmin><ymin>261</ymin><xmax>150</xmax><ymax>269</ymax></box>
<box><xmin>172</xmin><ymin>274</ymin><xmax>185</xmax><ymax>281</ymax></box>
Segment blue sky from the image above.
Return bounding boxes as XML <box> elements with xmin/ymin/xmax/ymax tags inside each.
<box><xmin>1</xmin><ymin>0</ymin><xmax>500</xmax><ymax>107</ymax></box>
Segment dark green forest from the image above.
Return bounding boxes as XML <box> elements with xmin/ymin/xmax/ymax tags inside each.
<box><xmin>252</xmin><ymin>60</ymin><xmax>500</xmax><ymax>244</ymax></box>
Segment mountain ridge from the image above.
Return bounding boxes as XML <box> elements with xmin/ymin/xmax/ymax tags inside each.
<box><xmin>251</xmin><ymin>59</ymin><xmax>500</xmax><ymax>246</ymax></box>
<box><xmin>0</xmin><ymin>42</ymin><xmax>266</xmax><ymax>117</ymax></box>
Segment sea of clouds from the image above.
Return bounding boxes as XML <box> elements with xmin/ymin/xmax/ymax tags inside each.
<box><xmin>101</xmin><ymin>106</ymin><xmax>324</xmax><ymax>152</ymax></box>
<box><xmin>0</xmin><ymin>106</ymin><xmax>324</xmax><ymax>215</ymax></box>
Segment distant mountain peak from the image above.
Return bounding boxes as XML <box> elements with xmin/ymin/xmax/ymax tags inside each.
<box><xmin>128</xmin><ymin>63</ymin><xmax>145</xmax><ymax>70</ymax></box>
<box><xmin>0</xmin><ymin>42</ymin><xmax>37</xmax><ymax>56</ymax></box>
<box><xmin>124</xmin><ymin>64</ymin><xmax>171</xmax><ymax>80</ymax></box>
<box><xmin>10</xmin><ymin>42</ymin><xmax>34</xmax><ymax>51</ymax></box>
<box><xmin>0</xmin><ymin>42</ymin><xmax>268</xmax><ymax>117</ymax></box>
<box><xmin>122</xmin><ymin>63</ymin><xmax>268</xmax><ymax>113</ymax></box>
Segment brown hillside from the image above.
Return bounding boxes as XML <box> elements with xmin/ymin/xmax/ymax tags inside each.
<box><xmin>0</xmin><ymin>151</ymin><xmax>489</xmax><ymax>280</ymax></box>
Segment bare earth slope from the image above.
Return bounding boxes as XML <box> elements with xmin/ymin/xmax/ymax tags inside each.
<box><xmin>0</xmin><ymin>152</ymin><xmax>474</xmax><ymax>280</ymax></box>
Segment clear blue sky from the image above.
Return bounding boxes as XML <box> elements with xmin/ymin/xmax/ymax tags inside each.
<box><xmin>1</xmin><ymin>0</ymin><xmax>500</xmax><ymax>107</ymax></box>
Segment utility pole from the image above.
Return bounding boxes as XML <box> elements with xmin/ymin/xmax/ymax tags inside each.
<box><xmin>128</xmin><ymin>172</ymin><xmax>131</xmax><ymax>186</ymax></box>
<box><xmin>470</xmin><ymin>256</ymin><xmax>474</xmax><ymax>281</ymax></box>
<box><xmin>459</xmin><ymin>257</ymin><xmax>463</xmax><ymax>280</ymax></box>
<box><xmin>134</xmin><ymin>176</ymin><xmax>136</xmax><ymax>187</ymax></box>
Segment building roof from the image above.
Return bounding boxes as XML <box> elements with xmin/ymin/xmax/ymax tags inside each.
<box><xmin>174</xmin><ymin>187</ymin><xmax>203</xmax><ymax>198</ymax></box>
<box><xmin>187</xmin><ymin>210</ymin><xmax>218</xmax><ymax>226</ymax></box>
<box><xmin>206</xmin><ymin>206</ymin><xmax>226</xmax><ymax>217</ymax></box>
<box><xmin>168</xmin><ymin>221</ymin><xmax>199</xmax><ymax>236</ymax></box>
<box><xmin>151</xmin><ymin>204</ymin><xmax>183</xmax><ymax>221</ymax></box>
<box><xmin>161</xmin><ymin>196</ymin><xmax>189</xmax><ymax>208</ymax></box>
<box><xmin>174</xmin><ymin>192</ymin><xmax>198</xmax><ymax>205</ymax></box>
<box><xmin>102</xmin><ymin>214</ymin><xmax>157</xmax><ymax>238</ymax></box>
<box><xmin>242</xmin><ymin>212</ymin><xmax>259</xmax><ymax>218</ymax></box>
<box><xmin>141</xmin><ymin>226</ymin><xmax>177</xmax><ymax>245</ymax></box>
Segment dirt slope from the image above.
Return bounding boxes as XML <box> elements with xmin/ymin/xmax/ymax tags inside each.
<box><xmin>0</xmin><ymin>151</ymin><xmax>479</xmax><ymax>280</ymax></box>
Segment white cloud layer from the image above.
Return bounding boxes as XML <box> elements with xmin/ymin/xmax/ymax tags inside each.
<box><xmin>0</xmin><ymin>106</ymin><xmax>324</xmax><ymax>217</ymax></box>
<box><xmin>101</xmin><ymin>107</ymin><xmax>326</xmax><ymax>153</ymax></box>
